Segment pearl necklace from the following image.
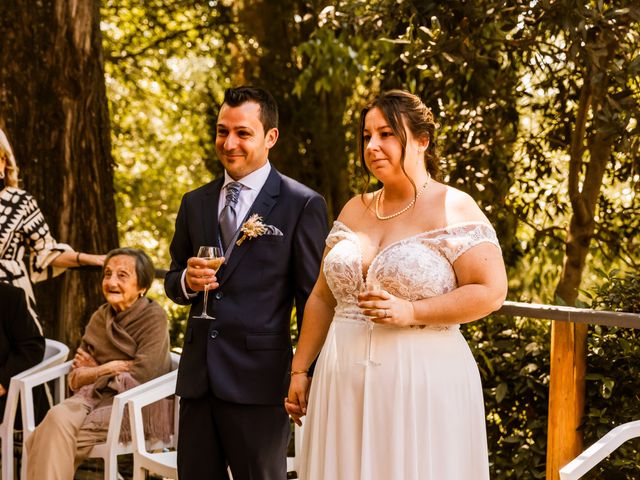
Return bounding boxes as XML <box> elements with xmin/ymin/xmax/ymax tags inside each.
<box><xmin>375</xmin><ymin>174</ymin><xmax>431</xmax><ymax>221</ymax></box>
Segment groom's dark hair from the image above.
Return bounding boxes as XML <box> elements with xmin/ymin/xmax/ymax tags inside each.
<box><xmin>222</xmin><ymin>86</ymin><xmax>279</xmax><ymax>133</ymax></box>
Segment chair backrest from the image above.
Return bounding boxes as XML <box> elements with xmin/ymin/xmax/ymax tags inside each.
<box><xmin>128</xmin><ymin>369</ymin><xmax>179</xmax><ymax>455</ymax></box>
<box><xmin>559</xmin><ymin>420</ymin><xmax>640</xmax><ymax>479</ymax></box>
<box><xmin>98</xmin><ymin>351</ymin><xmax>181</xmax><ymax>454</ymax></box>
<box><xmin>2</xmin><ymin>339</ymin><xmax>68</xmax><ymax>427</ymax></box>
<box><xmin>1</xmin><ymin>338</ymin><xmax>69</xmax><ymax>480</ymax></box>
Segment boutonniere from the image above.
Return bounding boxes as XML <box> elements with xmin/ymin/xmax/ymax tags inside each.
<box><xmin>236</xmin><ymin>214</ymin><xmax>268</xmax><ymax>246</ymax></box>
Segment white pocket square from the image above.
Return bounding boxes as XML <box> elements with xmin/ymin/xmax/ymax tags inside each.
<box><xmin>264</xmin><ymin>225</ymin><xmax>283</xmax><ymax>236</ymax></box>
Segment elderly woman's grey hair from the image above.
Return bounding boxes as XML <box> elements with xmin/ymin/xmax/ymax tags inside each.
<box><xmin>104</xmin><ymin>248</ymin><xmax>155</xmax><ymax>293</ymax></box>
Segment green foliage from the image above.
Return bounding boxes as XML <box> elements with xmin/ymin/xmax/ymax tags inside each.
<box><xmin>101</xmin><ymin>0</ymin><xmax>237</xmax><ymax>340</ymax></box>
<box><xmin>464</xmin><ymin>316</ymin><xmax>550</xmax><ymax>478</ymax></box>
<box><xmin>102</xmin><ymin>0</ymin><xmax>230</xmax><ymax>268</ymax></box>
<box><xmin>580</xmin><ymin>270</ymin><xmax>640</xmax><ymax>479</ymax></box>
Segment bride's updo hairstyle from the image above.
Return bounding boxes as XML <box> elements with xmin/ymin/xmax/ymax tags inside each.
<box><xmin>358</xmin><ymin>90</ymin><xmax>440</xmax><ymax>195</ymax></box>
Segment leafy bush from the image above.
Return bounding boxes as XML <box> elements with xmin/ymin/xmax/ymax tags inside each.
<box><xmin>581</xmin><ymin>270</ymin><xmax>640</xmax><ymax>479</ymax></box>
<box><xmin>464</xmin><ymin>314</ymin><xmax>550</xmax><ymax>478</ymax></box>
<box><xmin>462</xmin><ymin>270</ymin><xmax>639</xmax><ymax>479</ymax></box>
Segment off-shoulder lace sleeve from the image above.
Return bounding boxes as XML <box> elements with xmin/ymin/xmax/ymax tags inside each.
<box><xmin>438</xmin><ymin>222</ymin><xmax>501</xmax><ymax>264</ymax></box>
<box><xmin>325</xmin><ymin>221</ymin><xmax>355</xmax><ymax>249</ymax></box>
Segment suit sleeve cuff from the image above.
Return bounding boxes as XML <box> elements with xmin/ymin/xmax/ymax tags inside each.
<box><xmin>181</xmin><ymin>269</ymin><xmax>198</xmax><ymax>299</ymax></box>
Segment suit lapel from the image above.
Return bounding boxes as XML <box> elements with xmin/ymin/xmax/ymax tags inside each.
<box><xmin>201</xmin><ymin>178</ymin><xmax>224</xmax><ymax>250</ymax></box>
<box><xmin>219</xmin><ymin>168</ymin><xmax>281</xmax><ymax>285</ymax></box>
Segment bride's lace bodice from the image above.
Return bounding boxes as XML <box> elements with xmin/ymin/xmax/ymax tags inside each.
<box><xmin>323</xmin><ymin>220</ymin><xmax>500</xmax><ymax>324</ymax></box>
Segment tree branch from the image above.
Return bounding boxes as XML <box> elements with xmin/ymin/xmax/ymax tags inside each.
<box><xmin>106</xmin><ymin>21</ymin><xmax>232</xmax><ymax>64</ymax></box>
<box><xmin>568</xmin><ymin>80</ymin><xmax>592</xmax><ymax>224</ymax></box>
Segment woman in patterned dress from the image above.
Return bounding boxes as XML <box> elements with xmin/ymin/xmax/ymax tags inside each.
<box><xmin>0</xmin><ymin>129</ymin><xmax>105</xmax><ymax>325</ymax></box>
<box><xmin>285</xmin><ymin>90</ymin><xmax>508</xmax><ymax>479</ymax></box>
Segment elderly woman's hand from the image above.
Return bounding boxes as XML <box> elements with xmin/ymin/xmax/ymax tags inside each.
<box><xmin>72</xmin><ymin>347</ymin><xmax>98</xmax><ymax>369</ymax></box>
<box><xmin>357</xmin><ymin>286</ymin><xmax>416</xmax><ymax>327</ymax></box>
<box><xmin>101</xmin><ymin>360</ymin><xmax>133</xmax><ymax>376</ymax></box>
<box><xmin>186</xmin><ymin>256</ymin><xmax>222</xmax><ymax>292</ymax></box>
<box><xmin>68</xmin><ymin>359</ymin><xmax>134</xmax><ymax>391</ymax></box>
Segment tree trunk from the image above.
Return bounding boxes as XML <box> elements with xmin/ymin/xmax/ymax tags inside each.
<box><xmin>234</xmin><ymin>0</ymin><xmax>351</xmax><ymax>219</ymax></box>
<box><xmin>547</xmin><ymin>83</ymin><xmax>613</xmax><ymax>479</ymax></box>
<box><xmin>0</xmin><ymin>0</ymin><xmax>119</xmax><ymax>348</ymax></box>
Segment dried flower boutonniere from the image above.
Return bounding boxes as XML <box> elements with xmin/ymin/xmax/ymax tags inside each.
<box><xmin>236</xmin><ymin>214</ymin><xmax>268</xmax><ymax>246</ymax></box>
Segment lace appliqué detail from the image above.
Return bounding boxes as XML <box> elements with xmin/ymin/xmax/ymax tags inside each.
<box><xmin>324</xmin><ymin>222</ymin><xmax>364</xmax><ymax>309</ymax></box>
<box><xmin>323</xmin><ymin>221</ymin><xmax>500</xmax><ymax>331</ymax></box>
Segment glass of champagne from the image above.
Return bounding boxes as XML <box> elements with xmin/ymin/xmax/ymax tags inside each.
<box><xmin>357</xmin><ymin>281</ymin><xmax>381</xmax><ymax>367</ymax></box>
<box><xmin>192</xmin><ymin>246</ymin><xmax>223</xmax><ymax>320</ymax></box>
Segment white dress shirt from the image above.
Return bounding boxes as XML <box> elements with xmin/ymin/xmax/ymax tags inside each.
<box><xmin>218</xmin><ymin>161</ymin><xmax>272</xmax><ymax>229</ymax></box>
<box><xmin>181</xmin><ymin>162</ymin><xmax>272</xmax><ymax>298</ymax></box>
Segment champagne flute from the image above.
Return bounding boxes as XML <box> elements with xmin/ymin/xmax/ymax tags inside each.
<box><xmin>357</xmin><ymin>281</ymin><xmax>381</xmax><ymax>367</ymax></box>
<box><xmin>192</xmin><ymin>246</ymin><xmax>223</xmax><ymax>320</ymax></box>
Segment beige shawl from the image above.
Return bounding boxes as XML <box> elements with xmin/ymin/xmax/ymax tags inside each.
<box><xmin>75</xmin><ymin>297</ymin><xmax>172</xmax><ymax>441</ymax></box>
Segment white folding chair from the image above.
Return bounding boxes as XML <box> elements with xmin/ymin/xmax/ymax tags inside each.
<box><xmin>127</xmin><ymin>370</ymin><xmax>179</xmax><ymax>480</ymax></box>
<box><xmin>18</xmin><ymin>351</ymin><xmax>180</xmax><ymax>480</ymax></box>
<box><xmin>0</xmin><ymin>338</ymin><xmax>69</xmax><ymax>480</ymax></box>
<box><xmin>128</xmin><ymin>376</ymin><xmax>305</xmax><ymax>480</ymax></box>
<box><xmin>559</xmin><ymin>420</ymin><xmax>640</xmax><ymax>479</ymax></box>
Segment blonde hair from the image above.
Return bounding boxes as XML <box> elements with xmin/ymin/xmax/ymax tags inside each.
<box><xmin>0</xmin><ymin>129</ymin><xmax>19</xmax><ymax>188</ymax></box>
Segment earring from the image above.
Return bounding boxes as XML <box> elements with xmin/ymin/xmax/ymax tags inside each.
<box><xmin>0</xmin><ymin>171</ymin><xmax>4</xmax><ymax>179</ymax></box>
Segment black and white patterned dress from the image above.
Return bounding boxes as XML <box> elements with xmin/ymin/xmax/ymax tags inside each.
<box><xmin>0</xmin><ymin>187</ymin><xmax>71</xmax><ymax>324</ymax></box>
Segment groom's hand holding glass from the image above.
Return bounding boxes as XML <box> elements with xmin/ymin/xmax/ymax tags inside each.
<box><xmin>185</xmin><ymin>254</ymin><xmax>224</xmax><ymax>294</ymax></box>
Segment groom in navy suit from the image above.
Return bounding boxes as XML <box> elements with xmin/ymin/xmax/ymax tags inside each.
<box><xmin>165</xmin><ymin>86</ymin><xmax>328</xmax><ymax>479</ymax></box>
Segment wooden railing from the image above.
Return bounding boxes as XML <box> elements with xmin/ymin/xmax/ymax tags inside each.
<box><xmin>498</xmin><ymin>301</ymin><xmax>640</xmax><ymax>329</ymax></box>
<box><xmin>496</xmin><ymin>301</ymin><xmax>640</xmax><ymax>480</ymax></box>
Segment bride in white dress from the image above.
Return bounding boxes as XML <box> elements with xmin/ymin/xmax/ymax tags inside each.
<box><xmin>285</xmin><ymin>90</ymin><xmax>507</xmax><ymax>479</ymax></box>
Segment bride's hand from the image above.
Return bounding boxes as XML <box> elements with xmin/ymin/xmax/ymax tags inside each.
<box><xmin>285</xmin><ymin>374</ymin><xmax>311</xmax><ymax>426</ymax></box>
<box><xmin>358</xmin><ymin>287</ymin><xmax>415</xmax><ymax>327</ymax></box>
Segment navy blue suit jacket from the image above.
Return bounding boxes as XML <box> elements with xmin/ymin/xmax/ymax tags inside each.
<box><xmin>165</xmin><ymin>168</ymin><xmax>328</xmax><ymax>405</ymax></box>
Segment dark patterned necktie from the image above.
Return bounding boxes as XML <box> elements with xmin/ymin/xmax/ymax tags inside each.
<box><xmin>219</xmin><ymin>182</ymin><xmax>242</xmax><ymax>250</ymax></box>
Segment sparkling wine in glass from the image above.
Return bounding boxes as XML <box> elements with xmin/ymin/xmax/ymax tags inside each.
<box><xmin>357</xmin><ymin>281</ymin><xmax>381</xmax><ymax>367</ymax></box>
<box><xmin>192</xmin><ymin>246</ymin><xmax>223</xmax><ymax>320</ymax></box>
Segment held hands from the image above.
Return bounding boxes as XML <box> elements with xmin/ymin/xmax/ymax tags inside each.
<box><xmin>285</xmin><ymin>374</ymin><xmax>311</xmax><ymax>426</ymax></box>
<box><xmin>186</xmin><ymin>256</ymin><xmax>224</xmax><ymax>292</ymax></box>
<box><xmin>358</xmin><ymin>286</ymin><xmax>416</xmax><ymax>327</ymax></box>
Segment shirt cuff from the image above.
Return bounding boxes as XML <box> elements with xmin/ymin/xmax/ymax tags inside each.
<box><xmin>181</xmin><ymin>269</ymin><xmax>198</xmax><ymax>299</ymax></box>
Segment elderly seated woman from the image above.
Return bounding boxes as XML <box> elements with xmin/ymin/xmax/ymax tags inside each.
<box><xmin>25</xmin><ymin>248</ymin><xmax>171</xmax><ymax>480</ymax></box>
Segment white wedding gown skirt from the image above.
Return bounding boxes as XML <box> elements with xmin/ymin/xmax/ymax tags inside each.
<box><xmin>299</xmin><ymin>318</ymin><xmax>489</xmax><ymax>480</ymax></box>
<box><xmin>298</xmin><ymin>221</ymin><xmax>499</xmax><ymax>480</ymax></box>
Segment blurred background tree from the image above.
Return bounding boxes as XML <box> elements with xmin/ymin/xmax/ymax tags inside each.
<box><xmin>0</xmin><ymin>0</ymin><xmax>119</xmax><ymax>348</ymax></box>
